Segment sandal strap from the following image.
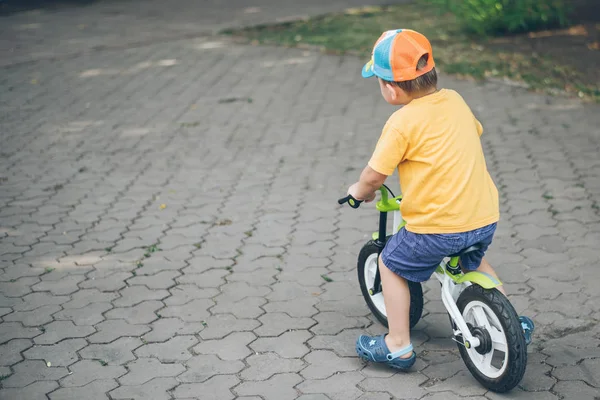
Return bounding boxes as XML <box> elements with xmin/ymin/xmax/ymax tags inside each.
<box><xmin>386</xmin><ymin>343</ymin><xmax>413</xmax><ymax>360</ymax></box>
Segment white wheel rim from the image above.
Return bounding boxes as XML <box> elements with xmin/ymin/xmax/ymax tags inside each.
<box><xmin>364</xmin><ymin>253</ymin><xmax>386</xmax><ymax>317</ymax></box>
<box><xmin>462</xmin><ymin>300</ymin><xmax>509</xmax><ymax>378</ymax></box>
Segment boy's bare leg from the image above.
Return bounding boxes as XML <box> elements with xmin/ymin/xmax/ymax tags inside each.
<box><xmin>475</xmin><ymin>257</ymin><xmax>506</xmax><ymax>296</ymax></box>
<box><xmin>379</xmin><ymin>256</ymin><xmax>413</xmax><ymax>357</ymax></box>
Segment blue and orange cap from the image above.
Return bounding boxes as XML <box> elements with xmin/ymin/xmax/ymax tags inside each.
<box><xmin>362</xmin><ymin>29</ymin><xmax>435</xmax><ymax>82</ymax></box>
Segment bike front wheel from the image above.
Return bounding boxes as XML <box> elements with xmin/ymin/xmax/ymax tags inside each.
<box><xmin>357</xmin><ymin>239</ymin><xmax>423</xmax><ymax>329</ymax></box>
<box><xmin>456</xmin><ymin>284</ymin><xmax>527</xmax><ymax>393</ymax></box>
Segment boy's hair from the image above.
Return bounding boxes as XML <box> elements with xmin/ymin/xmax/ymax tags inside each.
<box><xmin>384</xmin><ymin>54</ymin><xmax>437</xmax><ymax>94</ymax></box>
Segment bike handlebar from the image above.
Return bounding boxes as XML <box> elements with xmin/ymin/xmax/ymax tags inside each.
<box><xmin>337</xmin><ymin>194</ymin><xmax>362</xmax><ymax>209</ymax></box>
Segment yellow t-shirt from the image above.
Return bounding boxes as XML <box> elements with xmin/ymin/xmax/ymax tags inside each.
<box><xmin>368</xmin><ymin>89</ymin><xmax>499</xmax><ymax>234</ymax></box>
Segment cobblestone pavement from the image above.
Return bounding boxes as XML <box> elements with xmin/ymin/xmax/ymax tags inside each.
<box><xmin>1</xmin><ymin>2</ymin><xmax>600</xmax><ymax>400</ymax></box>
<box><xmin>0</xmin><ymin>0</ymin><xmax>407</xmax><ymax>67</ymax></box>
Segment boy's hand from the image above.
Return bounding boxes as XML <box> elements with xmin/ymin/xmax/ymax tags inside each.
<box><xmin>348</xmin><ymin>182</ymin><xmax>376</xmax><ymax>203</ymax></box>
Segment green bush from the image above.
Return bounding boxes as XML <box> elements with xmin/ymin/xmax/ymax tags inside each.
<box><xmin>433</xmin><ymin>0</ymin><xmax>570</xmax><ymax>35</ymax></box>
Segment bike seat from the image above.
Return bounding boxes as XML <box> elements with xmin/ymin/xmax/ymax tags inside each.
<box><xmin>449</xmin><ymin>243</ymin><xmax>483</xmax><ymax>258</ymax></box>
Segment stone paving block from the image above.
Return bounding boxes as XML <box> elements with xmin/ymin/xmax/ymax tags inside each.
<box><xmin>249</xmin><ymin>329</ymin><xmax>312</xmax><ymax>358</ymax></box>
<box><xmin>485</xmin><ymin>388</ymin><xmax>559</xmax><ymax>400</ymax></box>
<box><xmin>226</xmin><ymin>268</ymin><xmax>277</xmax><ymax>286</ymax></box>
<box><xmin>110</xmin><ymin>377</ymin><xmax>178</xmax><ymax>400</ymax></box>
<box><xmin>421</xmin><ymin>355</ymin><xmax>464</xmax><ymax>381</ymax></box>
<box><xmin>160</xmin><ymin>298</ymin><xmax>213</xmax><ymax>322</ymax></box>
<box><xmin>521</xmin><ymin>246</ymin><xmax>570</xmax><ymax>268</ymax></box>
<box><xmin>199</xmin><ymin>314</ymin><xmax>259</xmax><ymax>339</ymax></box>
<box><xmin>360</xmin><ymin>371</ymin><xmax>431</xmax><ymax>398</ymax></box>
<box><xmin>2</xmin><ymin>360</ymin><xmax>68</xmax><ymax>388</ymax></box>
<box><xmin>164</xmin><ymin>285</ymin><xmax>218</xmax><ymax>306</ymax></box>
<box><xmin>13</xmin><ymin>292</ymin><xmax>69</xmax><ymax>312</ymax></box>
<box><xmin>301</xmin><ymin>350</ymin><xmax>361</xmax><ymax>379</ymax></box>
<box><xmin>61</xmin><ymin>360</ymin><xmax>127</xmax><ymax>387</ymax></box>
<box><xmin>193</xmin><ymin>331</ymin><xmax>255</xmax><ymax>361</ymax></box>
<box><xmin>175</xmin><ymin>375</ymin><xmax>239</xmax><ymax>400</ymax></box>
<box><xmin>54</xmin><ymin>302</ymin><xmax>113</xmax><ymax>326</ymax></box>
<box><xmin>85</xmin><ymin>260</ymin><xmax>136</xmax><ymax>279</ymax></box>
<box><xmin>176</xmin><ymin>268</ymin><xmax>228</xmax><ymax>287</ymax></box>
<box><xmin>0</xmin><ymin>381</ymin><xmax>59</xmax><ymax>400</ymax></box>
<box><xmin>179</xmin><ymin>354</ymin><xmax>244</xmax><ymax>383</ymax></box>
<box><xmin>241</xmin><ymin>353</ymin><xmax>305</xmax><ymax>381</ymax></box>
<box><xmin>519</xmin><ymin>235</ymin><xmax>566</xmax><ymax>253</ymax></box>
<box><xmin>0</xmin><ymin>294</ymin><xmax>22</xmax><ymax>309</ymax></box>
<box><xmin>80</xmin><ymin>337</ymin><xmax>143</xmax><ymax>365</ymax></box>
<box><xmin>263</xmin><ymin>298</ymin><xmax>319</xmax><ymax>318</ymax></box>
<box><xmin>34</xmin><ymin>321</ymin><xmax>94</xmax><ymax>345</ymax></box>
<box><xmin>0</xmin><ymin>277</ymin><xmax>38</xmax><ymax>297</ymax></box>
<box><xmin>425</xmin><ymin>393</ymin><xmax>486</xmax><ymax>400</ymax></box>
<box><xmin>127</xmin><ymin>270</ymin><xmax>180</xmax><ymax>289</ymax></box>
<box><xmin>135</xmin><ymin>257</ymin><xmax>186</xmax><ymax>275</ymax></box>
<box><xmin>298</xmin><ymin>371</ymin><xmax>365</xmax><ymax>400</ymax></box>
<box><xmin>233</xmin><ymin>255</ymin><xmax>282</xmax><ymax>273</ymax></box>
<box><xmin>112</xmin><ymin>286</ymin><xmax>169</xmax><ymax>307</ymax></box>
<box><xmin>23</xmin><ymin>338</ymin><xmax>87</xmax><ymax>367</ymax></box>
<box><xmin>0</xmin><ymin>265</ymin><xmax>47</xmax><ymax>282</ymax></box>
<box><xmin>0</xmin><ymin>339</ymin><xmax>33</xmax><ymax>366</ymax></box>
<box><xmin>88</xmin><ymin>320</ymin><xmax>150</xmax><ymax>344</ymax></box>
<box><xmin>0</xmin><ymin>322</ymin><xmax>41</xmax><ymax>344</ymax></box>
<box><xmin>215</xmin><ymin>282</ymin><xmax>271</xmax><ymax>303</ymax></box>
<box><xmin>61</xmin><ymin>289</ymin><xmax>118</xmax><ymax>309</ymax></box>
<box><xmin>106</xmin><ymin>300</ymin><xmax>163</xmax><ymax>324</ymax></box>
<box><xmin>517</xmin><ymin>352</ymin><xmax>556</xmax><ymax>391</ymax></box>
<box><xmin>118</xmin><ymin>358</ymin><xmax>185</xmax><ymax>385</ymax></box>
<box><xmin>279</xmin><ymin>267</ymin><xmax>332</xmax><ymax>287</ymax></box>
<box><xmin>142</xmin><ymin>317</ymin><xmax>205</xmax><ymax>342</ymax></box>
<box><xmin>183</xmin><ymin>256</ymin><xmax>234</xmax><ymax>274</ymax></box>
<box><xmin>308</xmin><ymin>328</ymin><xmax>366</xmax><ymax>358</ymax></box>
<box><xmin>553</xmin><ymin>358</ymin><xmax>600</xmax><ymax>387</ymax></box>
<box><xmin>235</xmin><ymin>373</ymin><xmax>302</xmax><ymax>400</ymax></box>
<box><xmin>311</xmin><ymin>312</ymin><xmax>370</xmax><ymax>335</ymax></box>
<box><xmin>135</xmin><ymin>335</ymin><xmax>197</xmax><ymax>362</ymax></box>
<box><xmin>49</xmin><ymin>379</ymin><xmax>118</xmax><ymax>400</ymax></box>
<box><xmin>296</xmin><ymin>396</ymin><xmax>333</xmax><ymax>400</ymax></box>
<box><xmin>552</xmin><ymin>380</ymin><xmax>599</xmax><ymax>400</ymax></box>
<box><xmin>425</xmin><ymin>370</ymin><xmax>488</xmax><ymax>396</ymax></box>
<box><xmin>255</xmin><ymin>312</ymin><xmax>314</xmax><ymax>336</ymax></box>
<box><xmin>267</xmin><ymin>281</ymin><xmax>322</xmax><ymax>302</ymax></box>
<box><xmin>80</xmin><ymin>272</ymin><xmax>131</xmax><ymax>292</ymax></box>
<box><xmin>210</xmin><ymin>296</ymin><xmax>266</xmax><ymax>319</ymax></box>
<box><xmin>3</xmin><ymin>304</ymin><xmax>61</xmax><ymax>326</ymax></box>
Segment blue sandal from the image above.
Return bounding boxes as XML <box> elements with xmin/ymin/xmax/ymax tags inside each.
<box><xmin>519</xmin><ymin>316</ymin><xmax>534</xmax><ymax>345</ymax></box>
<box><xmin>356</xmin><ymin>334</ymin><xmax>416</xmax><ymax>370</ymax></box>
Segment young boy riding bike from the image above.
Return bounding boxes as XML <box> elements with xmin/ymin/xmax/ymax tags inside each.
<box><xmin>347</xmin><ymin>29</ymin><xmax>534</xmax><ymax>370</ymax></box>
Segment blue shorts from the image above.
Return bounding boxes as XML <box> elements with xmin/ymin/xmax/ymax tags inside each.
<box><xmin>381</xmin><ymin>223</ymin><xmax>497</xmax><ymax>283</ymax></box>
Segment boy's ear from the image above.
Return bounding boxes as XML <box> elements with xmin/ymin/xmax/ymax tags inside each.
<box><xmin>385</xmin><ymin>83</ymin><xmax>399</xmax><ymax>100</ymax></box>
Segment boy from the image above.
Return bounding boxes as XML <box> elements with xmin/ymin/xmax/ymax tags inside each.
<box><xmin>347</xmin><ymin>29</ymin><xmax>533</xmax><ymax>370</ymax></box>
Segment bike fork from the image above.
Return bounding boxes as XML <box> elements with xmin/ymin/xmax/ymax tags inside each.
<box><xmin>369</xmin><ymin>211</ymin><xmax>387</xmax><ymax>296</ymax></box>
<box><xmin>438</xmin><ymin>275</ymin><xmax>481</xmax><ymax>349</ymax></box>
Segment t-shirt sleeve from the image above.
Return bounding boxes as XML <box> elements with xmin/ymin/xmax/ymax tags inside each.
<box><xmin>475</xmin><ymin>118</ymin><xmax>484</xmax><ymax>136</ymax></box>
<box><xmin>367</xmin><ymin>121</ymin><xmax>408</xmax><ymax>176</ymax></box>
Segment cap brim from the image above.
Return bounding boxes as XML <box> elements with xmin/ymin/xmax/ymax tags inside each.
<box><xmin>361</xmin><ymin>60</ymin><xmax>375</xmax><ymax>78</ymax></box>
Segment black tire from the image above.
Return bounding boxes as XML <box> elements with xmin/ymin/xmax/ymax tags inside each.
<box><xmin>456</xmin><ymin>285</ymin><xmax>527</xmax><ymax>393</ymax></box>
<box><xmin>357</xmin><ymin>239</ymin><xmax>423</xmax><ymax>329</ymax></box>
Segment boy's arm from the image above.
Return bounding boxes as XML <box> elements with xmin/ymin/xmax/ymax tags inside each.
<box><xmin>347</xmin><ymin>165</ymin><xmax>387</xmax><ymax>202</ymax></box>
<box><xmin>348</xmin><ymin>120</ymin><xmax>406</xmax><ymax>201</ymax></box>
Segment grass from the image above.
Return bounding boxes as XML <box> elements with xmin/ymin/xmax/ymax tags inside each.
<box><xmin>223</xmin><ymin>2</ymin><xmax>599</xmax><ymax>102</ymax></box>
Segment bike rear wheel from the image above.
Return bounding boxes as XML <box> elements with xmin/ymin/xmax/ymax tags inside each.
<box><xmin>357</xmin><ymin>240</ymin><xmax>423</xmax><ymax>329</ymax></box>
<box><xmin>456</xmin><ymin>284</ymin><xmax>527</xmax><ymax>393</ymax></box>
